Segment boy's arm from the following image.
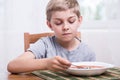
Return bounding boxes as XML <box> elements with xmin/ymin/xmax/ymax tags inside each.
<box><xmin>7</xmin><ymin>52</ymin><xmax>71</xmax><ymax>73</ymax></box>
<box><xmin>7</xmin><ymin>51</ymin><xmax>48</xmax><ymax>73</ymax></box>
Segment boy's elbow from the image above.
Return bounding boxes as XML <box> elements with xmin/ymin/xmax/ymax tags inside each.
<box><xmin>7</xmin><ymin>62</ymin><xmax>13</xmax><ymax>73</ymax></box>
<box><xmin>7</xmin><ymin>62</ymin><xmax>18</xmax><ymax>73</ymax></box>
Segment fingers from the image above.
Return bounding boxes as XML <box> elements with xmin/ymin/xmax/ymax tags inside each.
<box><xmin>52</xmin><ymin>57</ymin><xmax>69</xmax><ymax>69</ymax></box>
<box><xmin>54</xmin><ymin>56</ymin><xmax>71</xmax><ymax>71</ymax></box>
<box><xmin>51</xmin><ymin>64</ymin><xmax>68</xmax><ymax>72</ymax></box>
<box><xmin>55</xmin><ymin>56</ymin><xmax>71</xmax><ymax>66</ymax></box>
<box><xmin>46</xmin><ymin>56</ymin><xmax>71</xmax><ymax>72</ymax></box>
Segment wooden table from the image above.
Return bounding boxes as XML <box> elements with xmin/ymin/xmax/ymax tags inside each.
<box><xmin>0</xmin><ymin>59</ymin><xmax>43</xmax><ymax>80</ymax></box>
<box><xmin>0</xmin><ymin>71</ymin><xmax>43</xmax><ymax>80</ymax></box>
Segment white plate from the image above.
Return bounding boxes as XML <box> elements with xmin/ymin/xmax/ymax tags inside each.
<box><xmin>66</xmin><ymin>62</ymin><xmax>114</xmax><ymax>76</ymax></box>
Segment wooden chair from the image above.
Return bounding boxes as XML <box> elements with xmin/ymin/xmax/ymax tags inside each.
<box><xmin>24</xmin><ymin>32</ymin><xmax>81</xmax><ymax>52</ymax></box>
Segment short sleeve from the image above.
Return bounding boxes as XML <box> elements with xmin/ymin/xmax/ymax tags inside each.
<box><xmin>27</xmin><ymin>38</ymin><xmax>46</xmax><ymax>59</ymax></box>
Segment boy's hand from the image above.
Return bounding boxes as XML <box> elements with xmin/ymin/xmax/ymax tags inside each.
<box><xmin>45</xmin><ymin>56</ymin><xmax>71</xmax><ymax>71</ymax></box>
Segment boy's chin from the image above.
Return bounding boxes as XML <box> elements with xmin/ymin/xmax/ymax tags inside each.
<box><xmin>61</xmin><ymin>38</ymin><xmax>73</xmax><ymax>42</ymax></box>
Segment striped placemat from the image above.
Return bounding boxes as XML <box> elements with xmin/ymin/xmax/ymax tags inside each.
<box><xmin>32</xmin><ymin>68</ymin><xmax>120</xmax><ymax>80</ymax></box>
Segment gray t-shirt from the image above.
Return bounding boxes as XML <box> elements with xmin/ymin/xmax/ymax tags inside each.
<box><xmin>28</xmin><ymin>36</ymin><xmax>96</xmax><ymax>62</ymax></box>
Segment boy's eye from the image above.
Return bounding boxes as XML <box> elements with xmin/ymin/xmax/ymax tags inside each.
<box><xmin>54</xmin><ymin>21</ymin><xmax>62</xmax><ymax>25</ymax></box>
<box><xmin>69</xmin><ymin>18</ymin><xmax>76</xmax><ymax>24</ymax></box>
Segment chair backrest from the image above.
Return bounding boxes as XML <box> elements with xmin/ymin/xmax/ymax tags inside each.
<box><xmin>24</xmin><ymin>32</ymin><xmax>81</xmax><ymax>52</ymax></box>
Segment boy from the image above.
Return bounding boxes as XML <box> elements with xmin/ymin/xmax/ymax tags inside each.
<box><xmin>7</xmin><ymin>0</ymin><xmax>95</xmax><ymax>73</ymax></box>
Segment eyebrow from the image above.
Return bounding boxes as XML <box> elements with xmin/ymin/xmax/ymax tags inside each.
<box><xmin>53</xmin><ymin>16</ymin><xmax>76</xmax><ymax>20</ymax></box>
<box><xmin>69</xmin><ymin>16</ymin><xmax>76</xmax><ymax>19</ymax></box>
<box><xmin>53</xmin><ymin>18</ymin><xmax>61</xmax><ymax>21</ymax></box>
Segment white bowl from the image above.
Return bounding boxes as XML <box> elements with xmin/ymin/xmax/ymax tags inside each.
<box><xmin>66</xmin><ymin>62</ymin><xmax>114</xmax><ymax>76</ymax></box>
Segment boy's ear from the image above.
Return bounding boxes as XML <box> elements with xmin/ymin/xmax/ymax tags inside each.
<box><xmin>77</xmin><ymin>16</ymin><xmax>82</xmax><ymax>28</ymax></box>
<box><xmin>78</xmin><ymin>16</ymin><xmax>82</xmax><ymax>24</ymax></box>
<box><xmin>47</xmin><ymin>21</ymin><xmax>53</xmax><ymax>30</ymax></box>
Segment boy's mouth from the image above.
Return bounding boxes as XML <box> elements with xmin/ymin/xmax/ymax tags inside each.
<box><xmin>62</xmin><ymin>33</ymin><xmax>72</xmax><ymax>36</ymax></box>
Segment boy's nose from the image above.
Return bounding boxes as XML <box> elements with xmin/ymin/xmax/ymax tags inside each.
<box><xmin>62</xmin><ymin>24</ymin><xmax>69</xmax><ymax>31</ymax></box>
<box><xmin>63</xmin><ymin>26</ymin><xmax>69</xmax><ymax>31</ymax></box>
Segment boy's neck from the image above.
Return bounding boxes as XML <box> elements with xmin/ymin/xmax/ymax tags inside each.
<box><xmin>56</xmin><ymin>38</ymin><xmax>80</xmax><ymax>51</ymax></box>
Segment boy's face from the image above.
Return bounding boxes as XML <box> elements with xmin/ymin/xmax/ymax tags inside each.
<box><xmin>47</xmin><ymin>9</ymin><xmax>82</xmax><ymax>42</ymax></box>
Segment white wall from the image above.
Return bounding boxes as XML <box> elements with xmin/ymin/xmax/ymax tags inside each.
<box><xmin>81</xmin><ymin>29</ymin><xmax>120</xmax><ymax>65</ymax></box>
<box><xmin>0</xmin><ymin>0</ymin><xmax>120</xmax><ymax>68</ymax></box>
<box><xmin>80</xmin><ymin>20</ymin><xmax>120</xmax><ymax>66</ymax></box>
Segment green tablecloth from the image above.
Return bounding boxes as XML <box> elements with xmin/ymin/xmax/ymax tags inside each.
<box><xmin>32</xmin><ymin>68</ymin><xmax>120</xmax><ymax>80</ymax></box>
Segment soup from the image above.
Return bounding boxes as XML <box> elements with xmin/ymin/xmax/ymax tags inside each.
<box><xmin>71</xmin><ymin>65</ymin><xmax>104</xmax><ymax>69</ymax></box>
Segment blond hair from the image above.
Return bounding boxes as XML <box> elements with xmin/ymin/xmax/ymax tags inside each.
<box><xmin>46</xmin><ymin>0</ymin><xmax>81</xmax><ymax>21</ymax></box>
